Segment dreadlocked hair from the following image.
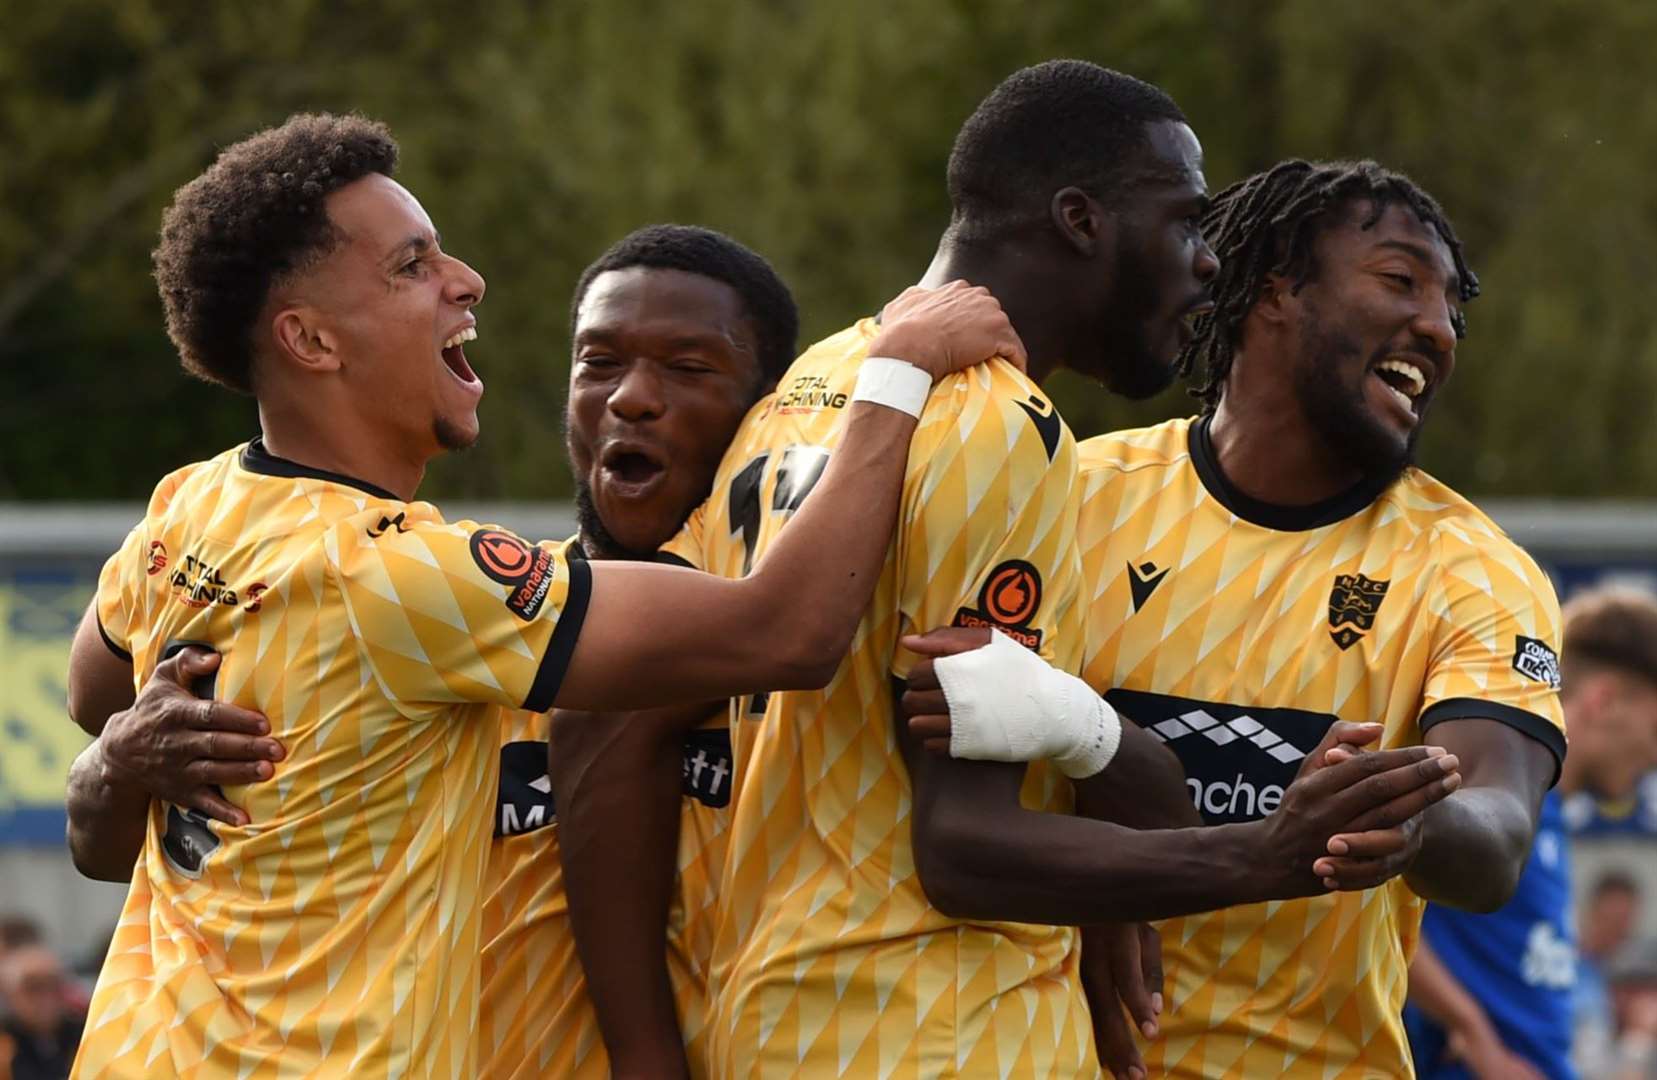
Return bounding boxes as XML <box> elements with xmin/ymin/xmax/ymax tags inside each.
<box><xmin>1177</xmin><ymin>159</ymin><xmax>1480</xmax><ymax>410</ymax></box>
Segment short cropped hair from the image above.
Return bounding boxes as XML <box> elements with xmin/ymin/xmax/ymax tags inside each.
<box><xmin>946</xmin><ymin>59</ymin><xmax>1187</xmax><ymax>240</ymax></box>
<box><xmin>153</xmin><ymin>113</ymin><xmax>399</xmax><ymax>393</ymax></box>
<box><xmin>1562</xmin><ymin>585</ymin><xmax>1657</xmax><ymax>690</ymax></box>
<box><xmin>569</xmin><ymin>224</ymin><xmax>799</xmax><ymax>389</ymax></box>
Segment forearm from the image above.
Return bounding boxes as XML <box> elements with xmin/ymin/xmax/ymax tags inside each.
<box><xmin>1073</xmin><ymin>722</ymin><xmax>1200</xmax><ymax>829</ymax></box>
<box><xmin>65</xmin><ymin>739</ymin><xmax>149</xmax><ymax>881</ymax></box>
<box><xmin>1407</xmin><ymin>937</ymin><xmax>1491</xmax><ymax>1039</ymax></box>
<box><xmin>1406</xmin><ymin>786</ymin><xmax>1534</xmax><ymax>911</ymax></box>
<box><xmin>558</xmin><ymin>401</ymin><xmax>919</xmax><ymax>709</ymax></box>
<box><xmin>914</xmin><ymin>763</ymin><xmax>1277</xmax><ymax>923</ymax></box>
<box><xmin>549</xmin><ymin>709</ymin><xmax>693</xmax><ymax>1077</ymax></box>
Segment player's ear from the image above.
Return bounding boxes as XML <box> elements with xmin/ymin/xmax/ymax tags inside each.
<box><xmin>270</xmin><ymin>306</ymin><xmax>341</xmax><ymax>374</ymax></box>
<box><xmin>1050</xmin><ymin>187</ymin><xmax>1114</xmax><ymax>258</ymax></box>
<box><xmin>1251</xmin><ymin>273</ymin><xmax>1296</xmax><ymax>329</ymax></box>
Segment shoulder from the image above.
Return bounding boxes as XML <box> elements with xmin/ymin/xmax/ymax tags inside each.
<box><xmin>1077</xmin><ymin>418</ymin><xmax>1194</xmax><ymax>486</ymax></box>
<box><xmin>141</xmin><ymin>444</ymin><xmax>244</xmax><ymax>521</ymax></box>
<box><xmin>1391</xmin><ymin>471</ymin><xmax>1554</xmax><ymax>590</ymax></box>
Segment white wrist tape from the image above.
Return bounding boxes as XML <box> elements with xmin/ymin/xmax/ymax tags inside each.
<box><xmin>934</xmin><ymin>629</ymin><xmax>1122</xmax><ymax>779</ymax></box>
<box><xmin>851</xmin><ymin>356</ymin><xmax>932</xmax><ymax>418</ymax></box>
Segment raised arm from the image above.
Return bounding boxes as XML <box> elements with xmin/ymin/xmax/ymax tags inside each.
<box><xmin>554</xmin><ymin>282</ymin><xmax>1024</xmax><ymax>710</ymax></box>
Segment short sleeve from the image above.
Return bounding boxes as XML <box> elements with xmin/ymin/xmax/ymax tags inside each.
<box><xmin>327</xmin><ymin>518</ymin><xmax>592</xmax><ymax>712</ymax></box>
<box><xmin>95</xmin><ymin>524</ymin><xmax>149</xmax><ymax>662</ymax></box>
<box><xmin>1419</xmin><ymin>531</ymin><xmax>1567</xmax><ymax>780</ymax></box>
<box><xmin>659</xmin><ymin>501</ymin><xmax>708</xmax><ymax>571</ymax></box>
<box><xmin>892</xmin><ymin>364</ymin><xmax>1085</xmax><ymax>679</ymax></box>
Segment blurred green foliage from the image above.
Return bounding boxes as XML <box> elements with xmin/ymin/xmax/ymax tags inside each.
<box><xmin>3</xmin><ymin>0</ymin><xmax>1653</xmax><ymax>499</ymax></box>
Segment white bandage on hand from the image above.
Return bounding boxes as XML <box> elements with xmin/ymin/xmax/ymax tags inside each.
<box><xmin>933</xmin><ymin>629</ymin><xmax>1121</xmax><ymax>779</ymax></box>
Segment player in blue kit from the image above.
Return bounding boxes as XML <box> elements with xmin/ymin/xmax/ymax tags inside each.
<box><xmin>1405</xmin><ymin>585</ymin><xmax>1657</xmax><ymax>1079</ymax></box>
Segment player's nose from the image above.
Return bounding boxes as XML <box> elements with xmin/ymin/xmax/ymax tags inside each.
<box><xmin>445</xmin><ymin>255</ymin><xmax>486</xmax><ymax>308</ymax></box>
<box><xmin>608</xmin><ymin>363</ymin><xmax>666</xmax><ymax>420</ymax></box>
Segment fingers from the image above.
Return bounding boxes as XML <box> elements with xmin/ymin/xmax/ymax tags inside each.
<box><xmin>190</xmin><ymin>730</ymin><xmax>285</xmax><ymax>763</ymax></box>
<box><xmin>1297</xmin><ymin>744</ymin><xmax>1448</xmax><ymax>805</ymax></box>
<box><xmin>1330</xmin><ymin>761</ymin><xmax>1462</xmax><ymax>832</ymax></box>
<box><xmin>1324</xmin><ymin>828</ymin><xmax>1411</xmax><ymax>859</ymax></box>
<box><xmin>184</xmin><ymin>699</ymin><xmax>272</xmax><ymax>736</ymax></box>
<box><xmin>1296</xmin><ymin>721</ymin><xmax>1383</xmax><ymax>778</ymax></box>
<box><xmin>1313</xmin><ymin>854</ymin><xmax>1409</xmax><ymax>892</ymax></box>
<box><xmin>187</xmin><ymin>758</ymin><xmax>275</xmax><ymax>788</ymax></box>
<box><xmin>907</xmin><ymin>714</ymin><xmax>952</xmax><ymax>746</ymax></box>
<box><xmin>1138</xmin><ymin>922</ymin><xmax>1164</xmax><ymax>1019</ymax></box>
<box><xmin>900</xmin><ymin>628</ymin><xmax>994</xmax><ymax>659</ymax></box>
<box><xmin>899</xmin><ymin>688</ymin><xmax>948</xmax><ymax>718</ymax></box>
<box><xmin>996</xmin><ymin>328</ymin><xmax>1029</xmax><ymax>372</ymax></box>
<box><xmin>1094</xmin><ymin>1000</ymin><xmax>1148</xmax><ymax>1080</ymax></box>
<box><xmin>1108</xmin><ymin>926</ymin><xmax>1158</xmax><ymax>1040</ymax></box>
<box><xmin>189</xmin><ymin>790</ymin><xmax>252</xmax><ymax>828</ymax></box>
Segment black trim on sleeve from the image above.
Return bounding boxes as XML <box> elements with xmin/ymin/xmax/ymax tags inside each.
<box><xmin>654</xmin><ymin>550</ymin><xmax>696</xmax><ymax>569</ymax></box>
<box><xmin>1419</xmin><ymin>696</ymin><xmax>1567</xmax><ymax>787</ymax></box>
<box><xmin>1188</xmin><ymin>414</ymin><xmax>1395</xmax><ymax>532</ymax></box>
<box><xmin>97</xmin><ymin>616</ymin><xmax>132</xmax><ymax>663</ymax></box>
<box><xmin>523</xmin><ymin>554</ymin><xmax>594</xmax><ymax>713</ymax></box>
<box><xmin>239</xmin><ymin>436</ymin><xmax>402</xmax><ymax>502</ymax></box>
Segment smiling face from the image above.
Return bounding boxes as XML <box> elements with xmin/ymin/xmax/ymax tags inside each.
<box><xmin>1078</xmin><ymin>120</ymin><xmax>1219</xmax><ymax>398</ymax></box>
<box><xmin>1282</xmin><ymin>200</ymin><xmax>1461</xmax><ymax>480</ymax></box>
<box><xmin>566</xmin><ymin>267</ymin><xmax>766</xmax><ymax>558</ymax></box>
<box><xmin>281</xmin><ymin>173</ymin><xmax>487</xmax><ymax>458</ymax></box>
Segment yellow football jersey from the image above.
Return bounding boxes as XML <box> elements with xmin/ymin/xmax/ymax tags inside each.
<box><xmin>76</xmin><ymin>439</ymin><xmax>589</xmax><ymax>1079</ymax></box>
<box><xmin>664</xmin><ymin>320</ymin><xmax>1099</xmax><ymax>1078</ymax></box>
<box><xmin>477</xmin><ymin>539</ymin><xmax>732</xmax><ymax>1080</ymax></box>
<box><xmin>1077</xmin><ymin>417</ymin><xmax>1567</xmax><ymax>1079</ymax></box>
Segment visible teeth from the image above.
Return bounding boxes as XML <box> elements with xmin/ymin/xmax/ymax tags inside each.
<box><xmin>442</xmin><ymin>326</ymin><xmax>478</xmax><ymax>350</ymax></box>
<box><xmin>1383</xmin><ymin>382</ymin><xmax>1414</xmax><ymax>413</ymax></box>
<box><xmin>1375</xmin><ymin>358</ymin><xmax>1426</xmax><ymax>397</ymax></box>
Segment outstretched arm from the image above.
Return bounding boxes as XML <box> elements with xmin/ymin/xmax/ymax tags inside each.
<box><xmin>555</xmin><ymin>283</ymin><xmax>1025</xmax><ymax>710</ymax></box>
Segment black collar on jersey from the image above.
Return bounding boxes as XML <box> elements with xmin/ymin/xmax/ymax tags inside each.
<box><xmin>1188</xmin><ymin>413</ymin><xmax>1395</xmax><ymax>532</ymax></box>
<box><xmin>239</xmin><ymin>436</ymin><xmax>402</xmax><ymax>502</ymax></box>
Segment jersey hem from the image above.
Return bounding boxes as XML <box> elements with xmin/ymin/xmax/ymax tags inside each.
<box><xmin>97</xmin><ymin>615</ymin><xmax>132</xmax><ymax>662</ymax></box>
<box><xmin>524</xmin><ymin>555</ymin><xmax>592</xmax><ymax>712</ymax></box>
<box><xmin>1419</xmin><ymin>696</ymin><xmax>1567</xmax><ymax>786</ymax></box>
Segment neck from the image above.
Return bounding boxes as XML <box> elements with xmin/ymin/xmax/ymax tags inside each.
<box><xmin>256</xmin><ymin>395</ymin><xmax>426</xmax><ymax>502</ymax></box>
<box><xmin>918</xmin><ymin>237</ymin><xmax>1068</xmax><ymax>386</ymax></box>
<box><xmin>1207</xmin><ymin>352</ymin><xmax>1366</xmax><ymax>507</ymax></box>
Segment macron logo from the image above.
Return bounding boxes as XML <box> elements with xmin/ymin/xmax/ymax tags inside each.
<box><xmin>1148</xmin><ymin>709</ymin><xmax>1306</xmax><ymax>765</ymax></box>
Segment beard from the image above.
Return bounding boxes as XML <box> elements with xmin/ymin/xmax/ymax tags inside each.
<box><xmin>571</xmin><ymin>476</ymin><xmax>657</xmax><ymax>562</ymax></box>
<box><xmin>1092</xmin><ymin>235</ymin><xmax>1178</xmax><ymax>401</ymax></box>
<box><xmin>433</xmin><ymin>414</ymin><xmax>478</xmax><ymax>452</ymax></box>
<box><xmin>1293</xmin><ymin>306</ymin><xmax>1417</xmax><ymax>486</ymax></box>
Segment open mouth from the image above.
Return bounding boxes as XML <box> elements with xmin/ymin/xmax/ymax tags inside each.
<box><xmin>1178</xmin><ymin>299</ymin><xmax>1215</xmax><ymax>346</ymax></box>
<box><xmin>441</xmin><ymin>325</ymin><xmax>480</xmax><ymax>385</ymax></box>
<box><xmin>1370</xmin><ymin>355</ymin><xmax>1429</xmax><ymax>417</ymax></box>
<box><xmin>599</xmin><ymin>444</ymin><xmax>668</xmax><ymax>492</ymax></box>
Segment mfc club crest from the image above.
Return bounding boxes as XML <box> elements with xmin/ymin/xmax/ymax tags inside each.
<box><xmin>1329</xmin><ymin>572</ymin><xmax>1390</xmax><ymax>650</ymax></box>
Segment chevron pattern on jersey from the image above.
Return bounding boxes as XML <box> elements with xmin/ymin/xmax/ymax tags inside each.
<box><xmin>1077</xmin><ymin>418</ymin><xmax>1565</xmax><ymax>1079</ymax></box>
<box><xmin>663</xmin><ymin>321</ymin><xmax>1100</xmax><ymax>1078</ymax></box>
<box><xmin>79</xmin><ymin>446</ymin><xmax>582</xmax><ymax>1079</ymax></box>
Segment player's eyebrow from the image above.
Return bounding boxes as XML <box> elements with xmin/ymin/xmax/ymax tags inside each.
<box><xmin>383</xmin><ymin>230</ymin><xmax>441</xmax><ymax>267</ymax></box>
<box><xmin>1375</xmin><ymin>238</ymin><xmax>1461</xmax><ymax>296</ymax></box>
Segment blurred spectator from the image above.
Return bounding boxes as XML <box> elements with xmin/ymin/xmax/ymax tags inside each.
<box><xmin>1405</xmin><ymin>585</ymin><xmax>1657</xmax><ymax>1079</ymax></box>
<box><xmin>0</xmin><ymin>918</ymin><xmax>42</xmax><ymax>958</ymax></box>
<box><xmin>1580</xmin><ymin>938</ymin><xmax>1657</xmax><ymax>1079</ymax></box>
<box><xmin>1578</xmin><ymin>872</ymin><xmax>1646</xmax><ymax>1043</ymax></box>
<box><xmin>0</xmin><ymin>944</ymin><xmax>83</xmax><ymax>1080</ymax></box>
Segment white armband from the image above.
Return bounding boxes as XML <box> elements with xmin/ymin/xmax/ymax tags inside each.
<box><xmin>851</xmin><ymin>356</ymin><xmax>932</xmax><ymax>418</ymax></box>
<box><xmin>933</xmin><ymin>629</ymin><xmax>1121</xmax><ymax>779</ymax></box>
